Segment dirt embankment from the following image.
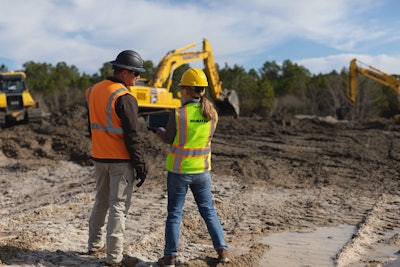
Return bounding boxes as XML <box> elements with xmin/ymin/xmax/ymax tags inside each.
<box><xmin>1</xmin><ymin>106</ymin><xmax>400</xmax><ymax>266</ymax></box>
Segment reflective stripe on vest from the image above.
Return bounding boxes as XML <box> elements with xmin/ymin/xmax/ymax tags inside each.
<box><xmin>166</xmin><ymin>103</ymin><xmax>217</xmax><ymax>173</ymax></box>
<box><xmin>86</xmin><ymin>80</ymin><xmax>131</xmax><ymax>159</ymax></box>
<box><xmin>87</xmin><ymin>86</ymin><xmax>126</xmax><ymax>134</ymax></box>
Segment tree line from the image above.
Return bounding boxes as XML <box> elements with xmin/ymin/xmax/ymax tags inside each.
<box><xmin>1</xmin><ymin>58</ymin><xmax>399</xmax><ymax>121</ymax></box>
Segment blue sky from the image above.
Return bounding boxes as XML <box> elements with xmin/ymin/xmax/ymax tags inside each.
<box><xmin>1</xmin><ymin>0</ymin><xmax>399</xmax><ymax>76</ymax></box>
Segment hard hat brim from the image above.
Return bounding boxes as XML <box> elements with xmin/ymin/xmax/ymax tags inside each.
<box><xmin>109</xmin><ymin>61</ymin><xmax>146</xmax><ymax>72</ymax></box>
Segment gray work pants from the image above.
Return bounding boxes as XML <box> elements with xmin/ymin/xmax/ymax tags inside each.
<box><xmin>88</xmin><ymin>161</ymin><xmax>134</xmax><ymax>264</ymax></box>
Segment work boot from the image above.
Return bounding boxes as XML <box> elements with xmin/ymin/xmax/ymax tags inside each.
<box><xmin>157</xmin><ymin>255</ymin><xmax>176</xmax><ymax>267</ymax></box>
<box><xmin>88</xmin><ymin>245</ymin><xmax>106</xmax><ymax>256</ymax></box>
<box><xmin>103</xmin><ymin>256</ymin><xmax>138</xmax><ymax>267</ymax></box>
<box><xmin>122</xmin><ymin>256</ymin><xmax>139</xmax><ymax>267</ymax></box>
<box><xmin>104</xmin><ymin>261</ymin><xmax>123</xmax><ymax>267</ymax></box>
<box><xmin>217</xmin><ymin>248</ymin><xmax>230</xmax><ymax>263</ymax></box>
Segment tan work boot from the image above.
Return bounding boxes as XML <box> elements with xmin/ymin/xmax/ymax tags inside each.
<box><xmin>88</xmin><ymin>245</ymin><xmax>106</xmax><ymax>256</ymax></box>
<box><xmin>104</xmin><ymin>256</ymin><xmax>138</xmax><ymax>267</ymax></box>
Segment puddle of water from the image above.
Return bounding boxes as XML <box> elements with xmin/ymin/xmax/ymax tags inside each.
<box><xmin>384</xmin><ymin>258</ymin><xmax>400</xmax><ymax>267</ymax></box>
<box><xmin>348</xmin><ymin>228</ymin><xmax>400</xmax><ymax>267</ymax></box>
<box><xmin>370</xmin><ymin>244</ymin><xmax>399</xmax><ymax>263</ymax></box>
<box><xmin>360</xmin><ymin>228</ymin><xmax>400</xmax><ymax>267</ymax></box>
<box><xmin>260</xmin><ymin>224</ymin><xmax>355</xmax><ymax>267</ymax></box>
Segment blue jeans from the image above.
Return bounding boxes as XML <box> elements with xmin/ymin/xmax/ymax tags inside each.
<box><xmin>164</xmin><ymin>171</ymin><xmax>228</xmax><ymax>256</ymax></box>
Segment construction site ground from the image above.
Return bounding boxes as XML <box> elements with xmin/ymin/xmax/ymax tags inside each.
<box><xmin>1</xmin><ymin>105</ymin><xmax>400</xmax><ymax>267</ymax></box>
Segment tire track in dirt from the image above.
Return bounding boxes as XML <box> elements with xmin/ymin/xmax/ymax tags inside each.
<box><xmin>0</xmin><ymin>160</ymin><xmax>93</xmax><ymax>222</ymax></box>
<box><xmin>1</xmin><ymin>110</ymin><xmax>400</xmax><ymax>266</ymax></box>
<box><xmin>335</xmin><ymin>193</ymin><xmax>400</xmax><ymax>267</ymax></box>
<box><xmin>213</xmin><ymin>116</ymin><xmax>400</xmax><ymax>266</ymax></box>
<box><xmin>123</xmin><ymin>174</ymin><xmax>246</xmax><ymax>265</ymax></box>
<box><xmin>0</xmin><ymin>161</ymin><xmax>96</xmax><ymax>266</ymax></box>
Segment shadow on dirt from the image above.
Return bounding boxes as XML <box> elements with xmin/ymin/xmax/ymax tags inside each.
<box><xmin>0</xmin><ymin>245</ymin><xmax>105</xmax><ymax>266</ymax></box>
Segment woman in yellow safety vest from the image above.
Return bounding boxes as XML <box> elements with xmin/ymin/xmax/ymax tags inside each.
<box><xmin>156</xmin><ymin>68</ymin><xmax>229</xmax><ymax>267</ymax></box>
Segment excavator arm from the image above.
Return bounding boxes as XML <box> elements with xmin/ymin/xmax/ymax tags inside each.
<box><xmin>348</xmin><ymin>58</ymin><xmax>400</xmax><ymax>103</ymax></box>
<box><xmin>132</xmin><ymin>38</ymin><xmax>239</xmax><ymax>119</ymax></box>
<box><xmin>202</xmin><ymin>39</ymin><xmax>240</xmax><ymax>117</ymax></box>
<box><xmin>337</xmin><ymin>58</ymin><xmax>400</xmax><ymax>121</ymax></box>
<box><xmin>149</xmin><ymin>41</ymin><xmax>208</xmax><ymax>91</ymax></box>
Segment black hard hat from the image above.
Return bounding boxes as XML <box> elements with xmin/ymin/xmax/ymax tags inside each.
<box><xmin>109</xmin><ymin>50</ymin><xmax>146</xmax><ymax>72</ymax></box>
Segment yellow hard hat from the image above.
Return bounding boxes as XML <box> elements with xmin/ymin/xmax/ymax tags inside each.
<box><xmin>178</xmin><ymin>68</ymin><xmax>208</xmax><ymax>87</ymax></box>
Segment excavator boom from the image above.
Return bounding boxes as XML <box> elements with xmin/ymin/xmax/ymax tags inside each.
<box><xmin>128</xmin><ymin>38</ymin><xmax>240</xmax><ymax>126</ymax></box>
<box><xmin>202</xmin><ymin>39</ymin><xmax>240</xmax><ymax>117</ymax></box>
<box><xmin>349</xmin><ymin>58</ymin><xmax>400</xmax><ymax>103</ymax></box>
<box><xmin>337</xmin><ymin>58</ymin><xmax>400</xmax><ymax>122</ymax></box>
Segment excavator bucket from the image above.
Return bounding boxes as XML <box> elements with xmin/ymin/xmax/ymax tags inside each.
<box><xmin>214</xmin><ymin>89</ymin><xmax>240</xmax><ymax>118</ymax></box>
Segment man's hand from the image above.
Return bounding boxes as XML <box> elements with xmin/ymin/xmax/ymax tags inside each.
<box><xmin>135</xmin><ymin>169</ymin><xmax>147</xmax><ymax>187</ymax></box>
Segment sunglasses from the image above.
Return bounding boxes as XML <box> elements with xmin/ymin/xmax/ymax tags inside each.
<box><xmin>188</xmin><ymin>86</ymin><xmax>206</xmax><ymax>93</ymax></box>
<box><xmin>127</xmin><ymin>70</ymin><xmax>141</xmax><ymax>77</ymax></box>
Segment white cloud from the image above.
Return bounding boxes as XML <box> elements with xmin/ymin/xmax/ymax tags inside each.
<box><xmin>297</xmin><ymin>54</ymin><xmax>400</xmax><ymax>75</ymax></box>
<box><xmin>0</xmin><ymin>0</ymin><xmax>399</xmax><ymax>75</ymax></box>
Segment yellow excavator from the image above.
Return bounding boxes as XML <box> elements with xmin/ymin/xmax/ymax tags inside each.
<box><xmin>336</xmin><ymin>58</ymin><xmax>400</xmax><ymax>122</ymax></box>
<box><xmin>127</xmin><ymin>38</ymin><xmax>240</xmax><ymax>128</ymax></box>
<box><xmin>0</xmin><ymin>71</ymin><xmax>42</xmax><ymax>126</ymax></box>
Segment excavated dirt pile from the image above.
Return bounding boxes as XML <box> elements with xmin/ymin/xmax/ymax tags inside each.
<box><xmin>0</xmin><ymin>105</ymin><xmax>400</xmax><ymax>266</ymax></box>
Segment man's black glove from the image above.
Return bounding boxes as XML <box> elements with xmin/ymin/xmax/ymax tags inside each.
<box><xmin>135</xmin><ymin>169</ymin><xmax>147</xmax><ymax>188</ymax></box>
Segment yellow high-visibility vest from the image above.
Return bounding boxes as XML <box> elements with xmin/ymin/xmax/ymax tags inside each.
<box><xmin>166</xmin><ymin>103</ymin><xmax>217</xmax><ymax>173</ymax></box>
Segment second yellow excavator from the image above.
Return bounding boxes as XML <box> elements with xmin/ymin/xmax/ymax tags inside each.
<box><xmin>127</xmin><ymin>38</ymin><xmax>240</xmax><ymax>128</ymax></box>
<box><xmin>336</xmin><ymin>58</ymin><xmax>400</xmax><ymax>122</ymax></box>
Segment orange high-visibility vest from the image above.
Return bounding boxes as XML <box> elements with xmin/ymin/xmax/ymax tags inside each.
<box><xmin>166</xmin><ymin>103</ymin><xmax>217</xmax><ymax>173</ymax></box>
<box><xmin>86</xmin><ymin>80</ymin><xmax>131</xmax><ymax>159</ymax></box>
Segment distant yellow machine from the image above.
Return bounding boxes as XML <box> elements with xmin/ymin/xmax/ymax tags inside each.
<box><xmin>0</xmin><ymin>71</ymin><xmax>42</xmax><ymax>126</ymax></box>
<box><xmin>336</xmin><ymin>58</ymin><xmax>400</xmax><ymax>122</ymax></box>
<box><xmin>348</xmin><ymin>58</ymin><xmax>400</xmax><ymax>104</ymax></box>
<box><xmin>128</xmin><ymin>38</ymin><xmax>240</xmax><ymax>128</ymax></box>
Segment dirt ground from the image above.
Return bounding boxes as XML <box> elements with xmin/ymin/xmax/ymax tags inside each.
<box><xmin>1</xmin><ymin>105</ymin><xmax>400</xmax><ymax>267</ymax></box>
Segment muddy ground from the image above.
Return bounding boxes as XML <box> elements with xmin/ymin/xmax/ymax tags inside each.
<box><xmin>0</xmin><ymin>105</ymin><xmax>400</xmax><ymax>266</ymax></box>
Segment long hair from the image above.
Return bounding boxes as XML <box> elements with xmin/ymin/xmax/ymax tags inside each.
<box><xmin>188</xmin><ymin>87</ymin><xmax>217</xmax><ymax>121</ymax></box>
<box><xmin>200</xmin><ymin>96</ymin><xmax>217</xmax><ymax>121</ymax></box>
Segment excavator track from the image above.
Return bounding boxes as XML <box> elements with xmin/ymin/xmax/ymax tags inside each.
<box><xmin>26</xmin><ymin>108</ymin><xmax>43</xmax><ymax>123</ymax></box>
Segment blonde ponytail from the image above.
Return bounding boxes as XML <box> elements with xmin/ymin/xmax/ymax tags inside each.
<box><xmin>186</xmin><ymin>86</ymin><xmax>217</xmax><ymax>121</ymax></box>
<box><xmin>200</xmin><ymin>97</ymin><xmax>217</xmax><ymax>121</ymax></box>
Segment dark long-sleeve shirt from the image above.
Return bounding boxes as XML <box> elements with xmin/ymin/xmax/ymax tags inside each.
<box><xmin>115</xmin><ymin>93</ymin><xmax>146</xmax><ymax>173</ymax></box>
